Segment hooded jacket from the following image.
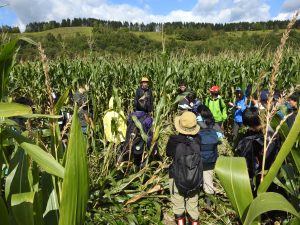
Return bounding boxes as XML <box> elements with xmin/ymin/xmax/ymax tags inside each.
<box><xmin>205</xmin><ymin>96</ymin><xmax>227</xmax><ymax>123</ymax></box>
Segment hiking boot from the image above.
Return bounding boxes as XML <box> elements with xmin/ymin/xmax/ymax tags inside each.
<box><xmin>175</xmin><ymin>214</ymin><xmax>186</xmax><ymax>225</ymax></box>
<box><xmin>187</xmin><ymin>214</ymin><xmax>199</xmax><ymax>225</ymax></box>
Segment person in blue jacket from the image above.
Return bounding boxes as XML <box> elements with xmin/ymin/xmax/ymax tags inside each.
<box><xmin>229</xmin><ymin>87</ymin><xmax>247</xmax><ymax>140</ymax></box>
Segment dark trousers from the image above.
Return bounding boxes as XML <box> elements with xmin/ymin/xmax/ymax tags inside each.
<box><xmin>233</xmin><ymin>122</ymin><xmax>243</xmax><ymax>140</ymax></box>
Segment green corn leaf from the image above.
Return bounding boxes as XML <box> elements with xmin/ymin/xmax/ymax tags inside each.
<box><xmin>0</xmin><ymin>102</ymin><xmax>32</xmax><ymax>117</ymax></box>
<box><xmin>243</xmin><ymin>192</ymin><xmax>300</xmax><ymax>225</ymax></box>
<box><xmin>215</xmin><ymin>156</ymin><xmax>253</xmax><ymax>222</ymax></box>
<box><xmin>5</xmin><ymin>149</ymin><xmax>31</xmax><ymax>202</ymax></box>
<box><xmin>291</xmin><ymin>149</ymin><xmax>300</xmax><ymax>173</ymax></box>
<box><xmin>20</xmin><ymin>114</ymin><xmax>61</xmax><ymax>119</ymax></box>
<box><xmin>19</xmin><ymin>37</ymin><xmax>38</xmax><ymax>46</ymax></box>
<box><xmin>59</xmin><ymin>105</ymin><xmax>88</xmax><ymax>225</ymax></box>
<box><xmin>270</xmin><ymin>111</ymin><xmax>300</xmax><ymax>173</ymax></box>
<box><xmin>0</xmin><ymin>39</ymin><xmax>18</xmax><ymax>101</ymax></box>
<box><xmin>132</xmin><ymin>115</ymin><xmax>148</xmax><ymax>143</ymax></box>
<box><xmin>270</xmin><ymin>113</ymin><xmax>290</xmax><ymax>141</ymax></box>
<box><xmin>54</xmin><ymin>88</ymin><xmax>70</xmax><ymax>115</ymax></box>
<box><xmin>41</xmin><ymin>173</ymin><xmax>59</xmax><ymax>225</ymax></box>
<box><xmin>5</xmin><ymin>129</ymin><xmax>65</xmax><ymax>178</ymax></box>
<box><xmin>11</xmin><ymin>192</ymin><xmax>35</xmax><ymax>225</ymax></box>
<box><xmin>258</xmin><ymin>109</ymin><xmax>300</xmax><ymax>193</ymax></box>
<box><xmin>0</xmin><ymin>196</ymin><xmax>9</xmax><ymax>225</ymax></box>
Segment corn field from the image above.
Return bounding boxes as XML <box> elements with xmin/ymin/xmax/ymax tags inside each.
<box><xmin>1</xmin><ymin>27</ymin><xmax>300</xmax><ymax>225</ymax></box>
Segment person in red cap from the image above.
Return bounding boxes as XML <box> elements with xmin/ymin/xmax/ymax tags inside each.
<box><xmin>205</xmin><ymin>86</ymin><xmax>227</xmax><ymax>127</ymax></box>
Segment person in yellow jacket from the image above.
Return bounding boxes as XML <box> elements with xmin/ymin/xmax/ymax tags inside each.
<box><xmin>103</xmin><ymin>97</ymin><xmax>127</xmax><ymax>144</ymax></box>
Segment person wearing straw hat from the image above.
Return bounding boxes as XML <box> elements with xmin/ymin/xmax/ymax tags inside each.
<box><xmin>166</xmin><ymin>111</ymin><xmax>202</xmax><ymax>225</ymax></box>
<box><xmin>134</xmin><ymin>77</ymin><xmax>153</xmax><ymax>113</ymax></box>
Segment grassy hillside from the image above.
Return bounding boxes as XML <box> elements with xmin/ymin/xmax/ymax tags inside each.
<box><xmin>12</xmin><ymin>26</ymin><xmax>300</xmax><ymax>60</ymax></box>
<box><xmin>21</xmin><ymin>27</ymin><xmax>93</xmax><ymax>38</ymax></box>
<box><xmin>17</xmin><ymin>26</ymin><xmax>299</xmax><ymax>44</ymax></box>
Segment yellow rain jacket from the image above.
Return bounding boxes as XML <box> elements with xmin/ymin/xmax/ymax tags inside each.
<box><xmin>103</xmin><ymin>97</ymin><xmax>127</xmax><ymax>143</ymax></box>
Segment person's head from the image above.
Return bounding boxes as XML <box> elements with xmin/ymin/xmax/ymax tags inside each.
<box><xmin>78</xmin><ymin>79</ymin><xmax>88</xmax><ymax>93</ymax></box>
<box><xmin>140</xmin><ymin>77</ymin><xmax>149</xmax><ymax>90</ymax></box>
<box><xmin>242</xmin><ymin>107</ymin><xmax>261</xmax><ymax>129</ymax></box>
<box><xmin>235</xmin><ymin>87</ymin><xmax>242</xmax><ymax>98</ymax></box>
<box><xmin>15</xmin><ymin>96</ymin><xmax>33</xmax><ymax>107</ymax></box>
<box><xmin>197</xmin><ymin>104</ymin><xmax>215</xmax><ymax>126</ymax></box>
<box><xmin>178</xmin><ymin>80</ymin><xmax>187</xmax><ymax>93</ymax></box>
<box><xmin>273</xmin><ymin>90</ymin><xmax>281</xmax><ymax>103</ymax></box>
<box><xmin>260</xmin><ymin>89</ymin><xmax>269</xmax><ymax>106</ymax></box>
<box><xmin>174</xmin><ymin>111</ymin><xmax>200</xmax><ymax>135</ymax></box>
<box><xmin>15</xmin><ymin>96</ymin><xmax>35</xmax><ymax>112</ymax></box>
<box><xmin>209</xmin><ymin>86</ymin><xmax>220</xmax><ymax>99</ymax></box>
<box><xmin>187</xmin><ymin>91</ymin><xmax>196</xmax><ymax>103</ymax></box>
<box><xmin>288</xmin><ymin>93</ymin><xmax>299</xmax><ymax>109</ymax></box>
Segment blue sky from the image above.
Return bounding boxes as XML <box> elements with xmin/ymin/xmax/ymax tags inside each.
<box><xmin>0</xmin><ymin>0</ymin><xmax>299</xmax><ymax>31</ymax></box>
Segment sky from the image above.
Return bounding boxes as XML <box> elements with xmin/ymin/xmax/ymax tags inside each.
<box><xmin>0</xmin><ymin>0</ymin><xmax>299</xmax><ymax>31</ymax></box>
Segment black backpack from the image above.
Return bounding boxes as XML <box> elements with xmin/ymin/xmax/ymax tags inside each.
<box><xmin>236</xmin><ymin>132</ymin><xmax>281</xmax><ymax>179</ymax></box>
<box><xmin>236</xmin><ymin>134</ymin><xmax>262</xmax><ymax>178</ymax></box>
<box><xmin>173</xmin><ymin>137</ymin><xmax>203</xmax><ymax>196</ymax></box>
<box><xmin>199</xmin><ymin>128</ymin><xmax>219</xmax><ymax>164</ymax></box>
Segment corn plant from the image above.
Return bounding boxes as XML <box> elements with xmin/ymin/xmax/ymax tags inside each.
<box><xmin>0</xmin><ymin>39</ymin><xmax>89</xmax><ymax>225</ymax></box>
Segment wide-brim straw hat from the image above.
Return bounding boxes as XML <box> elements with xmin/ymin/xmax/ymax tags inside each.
<box><xmin>141</xmin><ymin>77</ymin><xmax>149</xmax><ymax>82</ymax></box>
<box><xmin>174</xmin><ymin>111</ymin><xmax>200</xmax><ymax>135</ymax></box>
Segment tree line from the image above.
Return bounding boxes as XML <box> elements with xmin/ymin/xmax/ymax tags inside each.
<box><xmin>23</xmin><ymin>18</ymin><xmax>300</xmax><ymax>33</ymax></box>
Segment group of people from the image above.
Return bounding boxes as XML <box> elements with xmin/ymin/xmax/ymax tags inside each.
<box><xmin>100</xmin><ymin>77</ymin><xmax>297</xmax><ymax>225</ymax></box>
<box><xmin>168</xmin><ymin>82</ymin><xmax>298</xmax><ymax>224</ymax></box>
<box><xmin>33</xmin><ymin>77</ymin><xmax>297</xmax><ymax>225</ymax></box>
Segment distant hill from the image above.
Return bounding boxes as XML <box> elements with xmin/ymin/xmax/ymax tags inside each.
<box><xmin>11</xmin><ymin>26</ymin><xmax>300</xmax><ymax>60</ymax></box>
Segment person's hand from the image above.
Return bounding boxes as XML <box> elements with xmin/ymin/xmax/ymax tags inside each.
<box><xmin>228</xmin><ymin>102</ymin><xmax>234</xmax><ymax>107</ymax></box>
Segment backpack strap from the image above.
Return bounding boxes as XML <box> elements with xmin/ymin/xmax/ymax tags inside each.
<box><xmin>219</xmin><ymin>98</ymin><xmax>224</xmax><ymax>113</ymax></box>
<box><xmin>172</xmin><ymin>179</ymin><xmax>175</xmax><ymax>195</ymax></box>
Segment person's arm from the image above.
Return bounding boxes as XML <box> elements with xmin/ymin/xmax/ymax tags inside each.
<box><xmin>133</xmin><ymin>88</ymin><xmax>140</xmax><ymax>111</ymax></box>
<box><xmin>166</xmin><ymin>137</ymin><xmax>176</xmax><ymax>157</ymax></box>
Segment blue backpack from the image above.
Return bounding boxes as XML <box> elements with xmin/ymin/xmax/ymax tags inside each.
<box><xmin>199</xmin><ymin>128</ymin><xmax>219</xmax><ymax>164</ymax></box>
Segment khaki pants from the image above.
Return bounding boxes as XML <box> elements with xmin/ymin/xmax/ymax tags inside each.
<box><xmin>203</xmin><ymin>169</ymin><xmax>215</xmax><ymax>194</ymax></box>
<box><xmin>169</xmin><ymin>178</ymin><xmax>199</xmax><ymax>220</ymax></box>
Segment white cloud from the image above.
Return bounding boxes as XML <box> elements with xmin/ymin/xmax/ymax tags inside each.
<box><xmin>2</xmin><ymin>0</ymin><xmax>281</xmax><ymax>31</ymax></box>
<box><xmin>272</xmin><ymin>12</ymin><xmax>294</xmax><ymax>21</ymax></box>
<box><xmin>192</xmin><ymin>0</ymin><xmax>270</xmax><ymax>22</ymax></box>
<box><xmin>281</xmin><ymin>0</ymin><xmax>300</xmax><ymax>13</ymax></box>
<box><xmin>193</xmin><ymin>0</ymin><xmax>220</xmax><ymax>12</ymax></box>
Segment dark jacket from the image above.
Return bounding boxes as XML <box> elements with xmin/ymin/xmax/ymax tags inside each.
<box><xmin>286</xmin><ymin>107</ymin><xmax>297</xmax><ymax>129</ymax></box>
<box><xmin>166</xmin><ymin>134</ymin><xmax>200</xmax><ymax>178</ymax></box>
<box><xmin>134</xmin><ymin>87</ymin><xmax>153</xmax><ymax>113</ymax></box>
<box><xmin>73</xmin><ymin>91</ymin><xmax>89</xmax><ymax>127</ymax></box>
